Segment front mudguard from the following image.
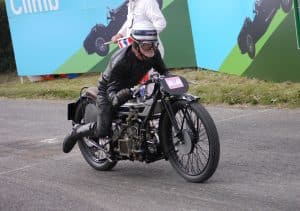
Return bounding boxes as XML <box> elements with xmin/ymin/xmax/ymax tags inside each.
<box><xmin>158</xmin><ymin>94</ymin><xmax>200</xmax><ymax>160</ymax></box>
<box><xmin>173</xmin><ymin>93</ymin><xmax>200</xmax><ymax>102</ymax></box>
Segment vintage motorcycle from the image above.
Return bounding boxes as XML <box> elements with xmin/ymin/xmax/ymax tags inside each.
<box><xmin>67</xmin><ymin>73</ymin><xmax>220</xmax><ymax>183</ymax></box>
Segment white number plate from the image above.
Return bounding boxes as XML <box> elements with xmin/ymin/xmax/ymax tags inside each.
<box><xmin>165</xmin><ymin>76</ymin><xmax>184</xmax><ymax>89</ymax></box>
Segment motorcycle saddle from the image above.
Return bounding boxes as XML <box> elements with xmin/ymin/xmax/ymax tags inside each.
<box><xmin>86</xmin><ymin>87</ymin><xmax>98</xmax><ymax>100</ymax></box>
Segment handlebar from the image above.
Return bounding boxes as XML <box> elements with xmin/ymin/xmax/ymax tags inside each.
<box><xmin>132</xmin><ymin>72</ymin><xmax>164</xmax><ymax>99</ymax></box>
<box><xmin>141</xmin><ymin>72</ymin><xmax>166</xmax><ymax>85</ymax></box>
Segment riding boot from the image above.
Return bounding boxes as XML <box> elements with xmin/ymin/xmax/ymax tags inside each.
<box><xmin>62</xmin><ymin>123</ymin><xmax>95</xmax><ymax>153</ymax></box>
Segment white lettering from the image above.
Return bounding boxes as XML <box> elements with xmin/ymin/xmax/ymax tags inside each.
<box><xmin>22</xmin><ymin>0</ymin><xmax>28</xmax><ymax>13</ymax></box>
<box><xmin>48</xmin><ymin>0</ymin><xmax>59</xmax><ymax>11</ymax></box>
<box><xmin>43</xmin><ymin>0</ymin><xmax>49</xmax><ymax>11</ymax></box>
<box><xmin>31</xmin><ymin>0</ymin><xmax>44</xmax><ymax>13</ymax></box>
<box><xmin>10</xmin><ymin>0</ymin><xmax>59</xmax><ymax>15</ymax></box>
<box><xmin>26</xmin><ymin>0</ymin><xmax>33</xmax><ymax>13</ymax></box>
<box><xmin>10</xmin><ymin>0</ymin><xmax>22</xmax><ymax>15</ymax></box>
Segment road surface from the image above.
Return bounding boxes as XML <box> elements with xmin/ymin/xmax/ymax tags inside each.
<box><xmin>0</xmin><ymin>99</ymin><xmax>299</xmax><ymax>210</ymax></box>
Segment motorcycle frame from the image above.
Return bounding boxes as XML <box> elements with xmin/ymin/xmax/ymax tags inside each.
<box><xmin>138</xmin><ymin>80</ymin><xmax>200</xmax><ymax>159</ymax></box>
<box><xmin>67</xmin><ymin>78</ymin><xmax>200</xmax><ymax>161</ymax></box>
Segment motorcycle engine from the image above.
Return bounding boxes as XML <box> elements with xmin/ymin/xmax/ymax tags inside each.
<box><xmin>113</xmin><ymin>108</ymin><xmax>144</xmax><ymax>161</ymax></box>
<box><xmin>113</xmin><ymin>100</ymin><xmax>161</xmax><ymax>161</ymax></box>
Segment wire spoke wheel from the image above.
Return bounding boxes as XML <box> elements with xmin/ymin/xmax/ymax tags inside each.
<box><xmin>80</xmin><ymin>137</ymin><xmax>107</xmax><ymax>163</ymax></box>
<box><xmin>75</xmin><ymin>99</ymin><xmax>117</xmax><ymax>171</ymax></box>
<box><xmin>172</xmin><ymin>105</ymin><xmax>210</xmax><ymax>176</ymax></box>
<box><xmin>162</xmin><ymin>100</ymin><xmax>220</xmax><ymax>183</ymax></box>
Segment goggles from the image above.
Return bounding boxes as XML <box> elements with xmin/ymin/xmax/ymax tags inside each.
<box><xmin>138</xmin><ymin>41</ymin><xmax>159</xmax><ymax>51</ymax></box>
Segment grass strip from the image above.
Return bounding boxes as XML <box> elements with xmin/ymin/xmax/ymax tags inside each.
<box><xmin>0</xmin><ymin>69</ymin><xmax>299</xmax><ymax>108</ymax></box>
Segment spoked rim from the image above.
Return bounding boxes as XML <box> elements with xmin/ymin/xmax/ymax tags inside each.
<box><xmin>80</xmin><ymin>137</ymin><xmax>108</xmax><ymax>164</ymax></box>
<box><xmin>75</xmin><ymin>99</ymin><xmax>117</xmax><ymax>171</ymax></box>
<box><xmin>79</xmin><ymin>116</ymin><xmax>109</xmax><ymax>165</ymax></box>
<box><xmin>171</xmin><ymin>106</ymin><xmax>210</xmax><ymax>176</ymax></box>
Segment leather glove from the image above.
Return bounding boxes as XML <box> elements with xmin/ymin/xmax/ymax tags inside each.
<box><xmin>110</xmin><ymin>88</ymin><xmax>132</xmax><ymax>107</ymax></box>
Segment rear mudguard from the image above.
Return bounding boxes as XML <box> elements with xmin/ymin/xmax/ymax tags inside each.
<box><xmin>158</xmin><ymin>93</ymin><xmax>200</xmax><ymax>160</ymax></box>
<box><xmin>67</xmin><ymin>97</ymin><xmax>82</xmax><ymax>123</ymax></box>
<box><xmin>68</xmin><ymin>87</ymin><xmax>98</xmax><ymax>122</ymax></box>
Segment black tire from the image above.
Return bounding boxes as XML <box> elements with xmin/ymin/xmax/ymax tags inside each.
<box><xmin>281</xmin><ymin>0</ymin><xmax>292</xmax><ymax>13</ymax></box>
<box><xmin>75</xmin><ymin>98</ymin><xmax>117</xmax><ymax>171</ymax></box>
<box><xmin>246</xmin><ymin>34</ymin><xmax>255</xmax><ymax>59</ymax></box>
<box><xmin>95</xmin><ymin>37</ymin><xmax>109</xmax><ymax>57</ymax></box>
<box><xmin>160</xmin><ymin>100</ymin><xmax>220</xmax><ymax>183</ymax></box>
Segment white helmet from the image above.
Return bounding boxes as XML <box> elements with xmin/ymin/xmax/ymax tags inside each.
<box><xmin>130</xmin><ymin>22</ymin><xmax>158</xmax><ymax>58</ymax></box>
<box><xmin>131</xmin><ymin>22</ymin><xmax>158</xmax><ymax>42</ymax></box>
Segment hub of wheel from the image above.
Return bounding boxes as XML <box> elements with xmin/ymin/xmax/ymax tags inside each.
<box><xmin>176</xmin><ymin>129</ymin><xmax>193</xmax><ymax>155</ymax></box>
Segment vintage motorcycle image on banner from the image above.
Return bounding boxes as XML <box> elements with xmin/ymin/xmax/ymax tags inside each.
<box><xmin>66</xmin><ymin>73</ymin><xmax>220</xmax><ymax>183</ymax></box>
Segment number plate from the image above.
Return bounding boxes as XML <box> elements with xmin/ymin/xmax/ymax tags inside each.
<box><xmin>165</xmin><ymin>76</ymin><xmax>184</xmax><ymax>89</ymax></box>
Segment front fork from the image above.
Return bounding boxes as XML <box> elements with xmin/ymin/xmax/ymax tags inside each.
<box><xmin>161</xmin><ymin>98</ymin><xmax>181</xmax><ymax>137</ymax></box>
<box><xmin>161</xmin><ymin>95</ymin><xmax>199</xmax><ymax>141</ymax></box>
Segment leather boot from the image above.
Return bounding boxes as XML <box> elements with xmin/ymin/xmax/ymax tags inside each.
<box><xmin>62</xmin><ymin>123</ymin><xmax>95</xmax><ymax>153</ymax></box>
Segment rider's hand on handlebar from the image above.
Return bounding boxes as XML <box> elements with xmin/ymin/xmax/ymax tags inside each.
<box><xmin>150</xmin><ymin>71</ymin><xmax>164</xmax><ymax>83</ymax></box>
<box><xmin>130</xmin><ymin>87</ymin><xmax>142</xmax><ymax>99</ymax></box>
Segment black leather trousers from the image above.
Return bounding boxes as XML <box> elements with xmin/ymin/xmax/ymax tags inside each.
<box><xmin>94</xmin><ymin>95</ymin><xmax>113</xmax><ymax>138</ymax></box>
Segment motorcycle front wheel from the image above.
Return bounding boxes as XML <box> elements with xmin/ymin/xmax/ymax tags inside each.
<box><xmin>75</xmin><ymin>98</ymin><xmax>117</xmax><ymax>171</ymax></box>
<box><xmin>161</xmin><ymin>100</ymin><xmax>220</xmax><ymax>183</ymax></box>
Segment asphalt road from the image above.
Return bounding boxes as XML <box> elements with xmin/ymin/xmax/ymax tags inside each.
<box><xmin>0</xmin><ymin>99</ymin><xmax>299</xmax><ymax>211</ymax></box>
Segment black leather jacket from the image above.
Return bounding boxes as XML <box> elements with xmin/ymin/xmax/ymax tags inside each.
<box><xmin>98</xmin><ymin>46</ymin><xmax>169</xmax><ymax>101</ymax></box>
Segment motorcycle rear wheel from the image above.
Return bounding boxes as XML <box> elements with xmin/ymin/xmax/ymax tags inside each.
<box><xmin>161</xmin><ymin>100</ymin><xmax>220</xmax><ymax>183</ymax></box>
<box><xmin>75</xmin><ymin>98</ymin><xmax>117</xmax><ymax>171</ymax></box>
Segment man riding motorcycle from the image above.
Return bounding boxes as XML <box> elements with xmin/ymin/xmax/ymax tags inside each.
<box><xmin>63</xmin><ymin>22</ymin><xmax>169</xmax><ymax>154</ymax></box>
